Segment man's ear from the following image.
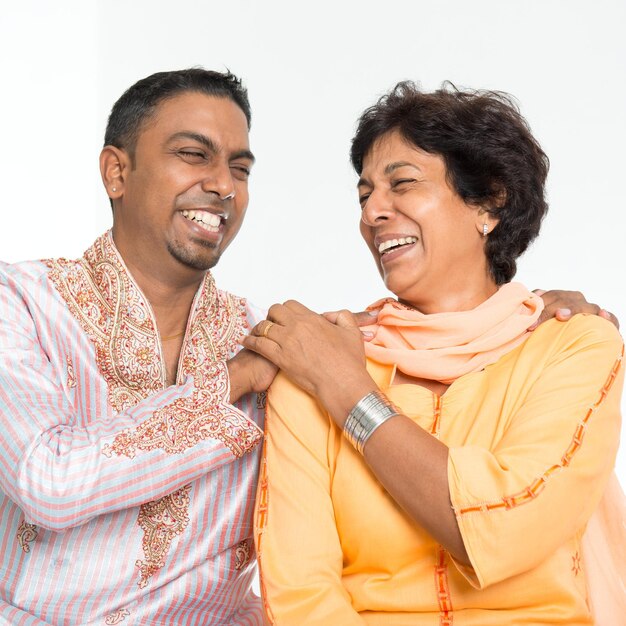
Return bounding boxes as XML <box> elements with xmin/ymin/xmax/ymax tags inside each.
<box><xmin>99</xmin><ymin>145</ymin><xmax>130</xmax><ymax>202</ymax></box>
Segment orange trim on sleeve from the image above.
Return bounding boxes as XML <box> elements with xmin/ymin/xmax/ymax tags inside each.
<box><xmin>254</xmin><ymin>421</ymin><xmax>276</xmax><ymax>625</ymax></box>
<box><xmin>430</xmin><ymin>395</ymin><xmax>443</xmax><ymax>438</ymax></box>
<box><xmin>434</xmin><ymin>546</ymin><xmax>454</xmax><ymax>625</ymax></box>
<box><xmin>455</xmin><ymin>346</ymin><xmax>623</xmax><ymax>516</ymax></box>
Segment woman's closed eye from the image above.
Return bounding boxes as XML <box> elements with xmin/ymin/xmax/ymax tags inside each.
<box><xmin>391</xmin><ymin>178</ymin><xmax>417</xmax><ymax>190</ymax></box>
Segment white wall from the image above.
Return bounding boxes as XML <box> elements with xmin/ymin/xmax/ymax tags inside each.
<box><xmin>1</xmin><ymin>1</ymin><xmax>624</xmax><ymax>482</ymax></box>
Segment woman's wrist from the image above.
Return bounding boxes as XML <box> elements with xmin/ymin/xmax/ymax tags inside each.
<box><xmin>317</xmin><ymin>374</ymin><xmax>378</xmax><ymax>429</ymax></box>
<box><xmin>343</xmin><ymin>390</ymin><xmax>401</xmax><ymax>453</ymax></box>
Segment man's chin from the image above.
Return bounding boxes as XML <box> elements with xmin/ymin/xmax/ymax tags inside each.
<box><xmin>167</xmin><ymin>241</ymin><xmax>220</xmax><ymax>272</ymax></box>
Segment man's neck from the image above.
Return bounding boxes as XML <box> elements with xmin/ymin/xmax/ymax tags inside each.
<box><xmin>123</xmin><ymin>258</ymin><xmax>205</xmax><ymax>337</ymax></box>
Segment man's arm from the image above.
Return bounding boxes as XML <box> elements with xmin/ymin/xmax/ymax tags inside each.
<box><xmin>0</xmin><ymin>278</ymin><xmax>262</xmax><ymax>531</ymax></box>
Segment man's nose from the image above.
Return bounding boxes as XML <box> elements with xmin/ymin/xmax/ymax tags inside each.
<box><xmin>200</xmin><ymin>162</ymin><xmax>236</xmax><ymax>200</ymax></box>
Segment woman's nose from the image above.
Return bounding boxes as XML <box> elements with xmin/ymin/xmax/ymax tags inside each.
<box><xmin>361</xmin><ymin>190</ymin><xmax>394</xmax><ymax>226</ymax></box>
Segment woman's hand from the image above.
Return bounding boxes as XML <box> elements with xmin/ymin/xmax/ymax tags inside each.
<box><xmin>242</xmin><ymin>301</ymin><xmax>377</xmax><ymax>423</ymax></box>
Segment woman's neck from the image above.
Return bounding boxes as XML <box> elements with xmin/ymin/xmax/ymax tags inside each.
<box><xmin>399</xmin><ymin>278</ymin><xmax>500</xmax><ymax>315</ymax></box>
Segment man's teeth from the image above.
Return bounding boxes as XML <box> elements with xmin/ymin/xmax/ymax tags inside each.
<box><xmin>181</xmin><ymin>210</ymin><xmax>221</xmax><ymax>233</ymax></box>
<box><xmin>378</xmin><ymin>236</ymin><xmax>418</xmax><ymax>254</ymax></box>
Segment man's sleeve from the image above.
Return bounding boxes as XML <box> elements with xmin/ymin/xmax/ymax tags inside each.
<box><xmin>0</xmin><ymin>273</ymin><xmax>262</xmax><ymax>531</ymax></box>
<box><xmin>448</xmin><ymin>317</ymin><xmax>624</xmax><ymax>588</ymax></box>
<box><xmin>254</xmin><ymin>373</ymin><xmax>365</xmax><ymax>625</ymax></box>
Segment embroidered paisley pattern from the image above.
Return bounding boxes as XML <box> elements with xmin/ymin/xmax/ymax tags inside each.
<box><xmin>104</xmin><ymin>608</ymin><xmax>130</xmax><ymax>624</ymax></box>
<box><xmin>102</xmin><ymin>361</ymin><xmax>259</xmax><ymax>459</ymax></box>
<box><xmin>46</xmin><ymin>236</ymin><xmax>166</xmax><ymax>411</ymax></box>
<box><xmin>135</xmin><ymin>485</ymin><xmax>192</xmax><ymax>588</ymax></box>
<box><xmin>256</xmin><ymin>391</ymin><xmax>267</xmax><ymax>410</ymax></box>
<box><xmin>234</xmin><ymin>538</ymin><xmax>253</xmax><ymax>570</ymax></box>
<box><xmin>16</xmin><ymin>519</ymin><xmax>38</xmax><ymax>553</ymax></box>
<box><xmin>45</xmin><ymin>232</ymin><xmax>261</xmax><ymax>587</ymax></box>
<box><xmin>66</xmin><ymin>354</ymin><xmax>77</xmax><ymax>388</ymax></box>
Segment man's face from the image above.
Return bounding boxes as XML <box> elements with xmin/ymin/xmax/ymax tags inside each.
<box><xmin>111</xmin><ymin>91</ymin><xmax>253</xmax><ymax>279</ymax></box>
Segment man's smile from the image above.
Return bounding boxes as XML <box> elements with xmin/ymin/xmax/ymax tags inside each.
<box><xmin>180</xmin><ymin>209</ymin><xmax>224</xmax><ymax>233</ymax></box>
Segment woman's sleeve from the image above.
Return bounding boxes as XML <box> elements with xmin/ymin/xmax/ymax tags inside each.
<box><xmin>448</xmin><ymin>317</ymin><xmax>624</xmax><ymax>588</ymax></box>
<box><xmin>254</xmin><ymin>373</ymin><xmax>365</xmax><ymax>625</ymax></box>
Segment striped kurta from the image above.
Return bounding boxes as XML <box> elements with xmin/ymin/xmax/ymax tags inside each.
<box><xmin>0</xmin><ymin>232</ymin><xmax>266</xmax><ymax>625</ymax></box>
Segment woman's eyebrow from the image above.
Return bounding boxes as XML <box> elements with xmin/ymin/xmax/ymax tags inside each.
<box><xmin>384</xmin><ymin>161</ymin><xmax>421</xmax><ymax>175</ymax></box>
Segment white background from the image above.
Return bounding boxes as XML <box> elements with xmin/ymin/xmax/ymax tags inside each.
<box><xmin>1</xmin><ymin>1</ymin><xmax>624</xmax><ymax>486</ymax></box>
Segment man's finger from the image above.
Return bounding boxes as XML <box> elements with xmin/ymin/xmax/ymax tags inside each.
<box><xmin>599</xmin><ymin>309</ymin><xmax>620</xmax><ymax>329</ymax></box>
<box><xmin>554</xmin><ymin>308</ymin><xmax>572</xmax><ymax>321</ymax></box>
<box><xmin>282</xmin><ymin>299</ymin><xmax>312</xmax><ymax>314</ymax></box>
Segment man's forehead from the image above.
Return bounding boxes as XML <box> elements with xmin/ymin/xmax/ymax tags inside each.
<box><xmin>140</xmin><ymin>91</ymin><xmax>249</xmax><ymax>143</ymax></box>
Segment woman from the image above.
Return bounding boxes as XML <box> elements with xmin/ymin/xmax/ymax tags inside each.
<box><xmin>245</xmin><ymin>83</ymin><xmax>624</xmax><ymax>624</ymax></box>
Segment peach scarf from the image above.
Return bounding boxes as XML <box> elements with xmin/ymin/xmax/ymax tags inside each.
<box><xmin>363</xmin><ymin>281</ymin><xmax>625</xmax><ymax>624</ymax></box>
<box><xmin>363</xmin><ymin>282</ymin><xmax>543</xmax><ymax>383</ymax></box>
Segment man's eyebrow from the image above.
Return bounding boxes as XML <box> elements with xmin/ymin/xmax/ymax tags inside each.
<box><xmin>168</xmin><ymin>131</ymin><xmax>219</xmax><ymax>154</ymax></box>
<box><xmin>167</xmin><ymin>132</ymin><xmax>255</xmax><ymax>164</ymax></box>
<box><xmin>231</xmin><ymin>149</ymin><xmax>256</xmax><ymax>164</ymax></box>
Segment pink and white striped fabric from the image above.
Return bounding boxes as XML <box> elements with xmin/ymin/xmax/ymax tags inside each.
<box><xmin>0</xmin><ymin>232</ymin><xmax>266</xmax><ymax>625</ymax></box>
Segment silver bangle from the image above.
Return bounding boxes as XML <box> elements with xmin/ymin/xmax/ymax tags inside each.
<box><xmin>343</xmin><ymin>390</ymin><xmax>399</xmax><ymax>454</ymax></box>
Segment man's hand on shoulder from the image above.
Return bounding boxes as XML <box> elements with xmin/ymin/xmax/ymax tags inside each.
<box><xmin>227</xmin><ymin>348</ymin><xmax>278</xmax><ymax>404</ymax></box>
<box><xmin>531</xmin><ymin>289</ymin><xmax>619</xmax><ymax>330</ymax></box>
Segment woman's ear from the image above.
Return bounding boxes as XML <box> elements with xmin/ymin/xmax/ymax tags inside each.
<box><xmin>475</xmin><ymin>208</ymin><xmax>500</xmax><ymax>237</ymax></box>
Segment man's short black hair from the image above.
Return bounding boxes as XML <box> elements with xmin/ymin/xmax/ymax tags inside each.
<box><xmin>104</xmin><ymin>68</ymin><xmax>251</xmax><ymax>158</ymax></box>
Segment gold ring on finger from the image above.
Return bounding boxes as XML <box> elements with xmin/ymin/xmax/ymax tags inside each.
<box><xmin>262</xmin><ymin>321</ymin><xmax>275</xmax><ymax>339</ymax></box>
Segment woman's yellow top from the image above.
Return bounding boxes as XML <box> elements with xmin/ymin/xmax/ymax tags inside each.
<box><xmin>254</xmin><ymin>316</ymin><xmax>624</xmax><ymax>625</ymax></box>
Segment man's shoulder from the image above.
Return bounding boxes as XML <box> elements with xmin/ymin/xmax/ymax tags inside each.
<box><xmin>214</xmin><ymin>286</ymin><xmax>267</xmax><ymax>327</ymax></box>
<box><xmin>0</xmin><ymin>258</ymin><xmax>55</xmax><ymax>289</ymax></box>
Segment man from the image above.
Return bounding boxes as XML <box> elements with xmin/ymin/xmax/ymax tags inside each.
<box><xmin>0</xmin><ymin>68</ymin><xmax>614</xmax><ymax>625</ymax></box>
<box><xmin>0</xmin><ymin>69</ymin><xmax>274</xmax><ymax>625</ymax></box>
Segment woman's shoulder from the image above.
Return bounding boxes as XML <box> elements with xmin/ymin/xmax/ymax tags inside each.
<box><xmin>524</xmin><ymin>314</ymin><xmax>623</xmax><ymax>368</ymax></box>
<box><xmin>266</xmin><ymin>371</ymin><xmax>333</xmax><ymax>434</ymax></box>
<box><xmin>537</xmin><ymin>314</ymin><xmax>622</xmax><ymax>346</ymax></box>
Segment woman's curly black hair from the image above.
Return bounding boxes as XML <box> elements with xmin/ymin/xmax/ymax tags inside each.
<box><xmin>350</xmin><ymin>81</ymin><xmax>549</xmax><ymax>284</ymax></box>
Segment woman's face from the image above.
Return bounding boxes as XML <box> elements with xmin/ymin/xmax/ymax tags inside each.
<box><xmin>358</xmin><ymin>131</ymin><xmax>498</xmax><ymax>313</ymax></box>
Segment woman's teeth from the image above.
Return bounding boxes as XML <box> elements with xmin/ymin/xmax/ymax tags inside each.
<box><xmin>379</xmin><ymin>236</ymin><xmax>418</xmax><ymax>254</ymax></box>
<box><xmin>181</xmin><ymin>210</ymin><xmax>221</xmax><ymax>233</ymax></box>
